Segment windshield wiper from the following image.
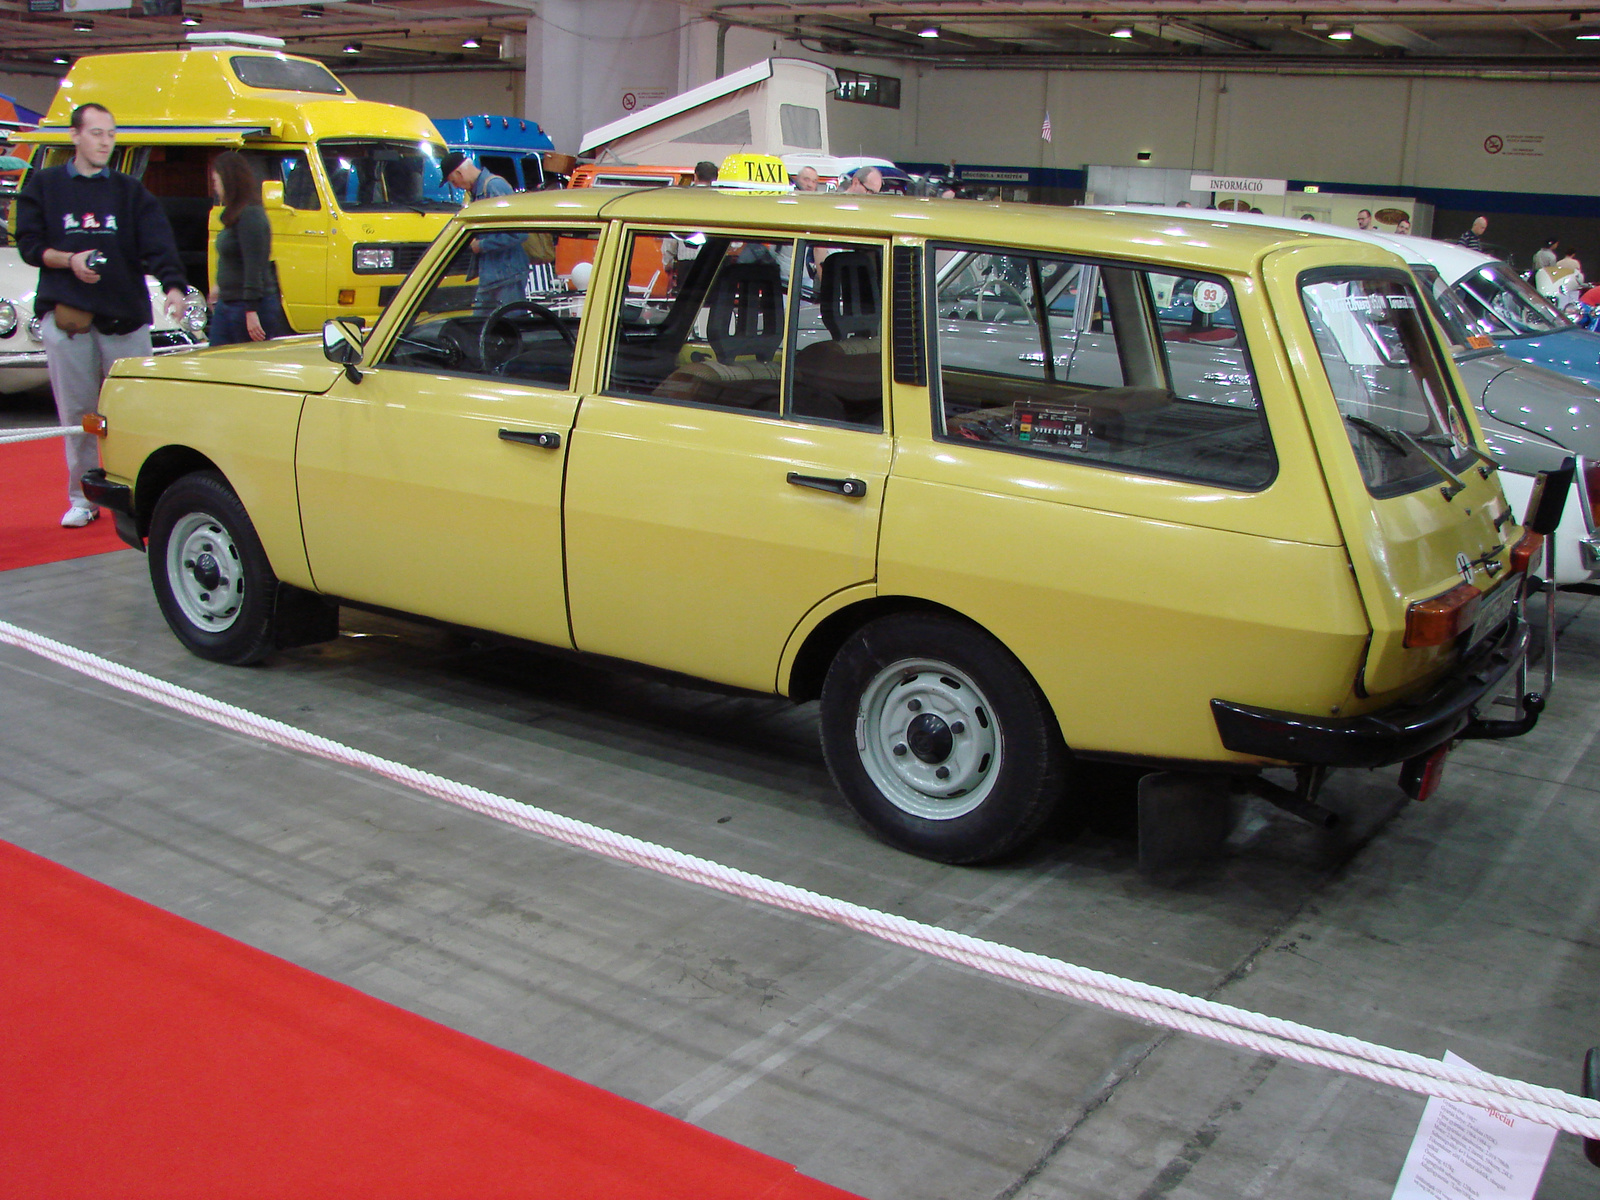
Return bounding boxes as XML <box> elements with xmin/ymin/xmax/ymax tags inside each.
<box><xmin>1345</xmin><ymin>415</ymin><xmax>1479</xmax><ymax>499</ymax></box>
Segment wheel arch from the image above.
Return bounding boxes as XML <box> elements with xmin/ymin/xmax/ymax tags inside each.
<box><xmin>133</xmin><ymin>446</ymin><xmax>224</xmax><ymax>537</ymax></box>
<box><xmin>786</xmin><ymin>595</ymin><xmax>1064</xmax><ymax>748</ymax></box>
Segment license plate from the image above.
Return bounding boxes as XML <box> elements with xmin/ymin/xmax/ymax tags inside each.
<box><xmin>1469</xmin><ymin>579</ymin><xmax>1517</xmax><ymax>649</ymax></box>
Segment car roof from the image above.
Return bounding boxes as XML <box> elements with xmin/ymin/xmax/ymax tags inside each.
<box><xmin>469</xmin><ymin>189</ymin><xmax>1363</xmax><ymax>274</ymax></box>
<box><xmin>1094</xmin><ymin>205</ymin><xmax>1501</xmax><ymax>285</ymax></box>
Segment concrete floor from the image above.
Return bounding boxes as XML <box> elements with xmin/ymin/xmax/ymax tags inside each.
<box><xmin>4</xmin><ymin>388</ymin><xmax>1600</xmax><ymax>1198</ymax></box>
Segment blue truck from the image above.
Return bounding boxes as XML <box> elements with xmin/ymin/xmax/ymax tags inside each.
<box><xmin>429</xmin><ymin>115</ymin><xmax>557</xmax><ymax>200</ymax></box>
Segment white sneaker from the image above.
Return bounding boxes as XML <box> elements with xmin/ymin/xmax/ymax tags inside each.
<box><xmin>60</xmin><ymin>505</ymin><xmax>99</xmax><ymax>528</ymax></box>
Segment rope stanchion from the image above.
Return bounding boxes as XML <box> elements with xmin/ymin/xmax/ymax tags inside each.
<box><xmin>3</xmin><ymin>614</ymin><xmax>1597</xmax><ymax>1139</ymax></box>
<box><xmin>0</xmin><ymin>425</ymin><xmax>81</xmax><ymax>446</ymax></box>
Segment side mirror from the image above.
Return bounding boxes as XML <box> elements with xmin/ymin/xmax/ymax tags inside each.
<box><xmin>261</xmin><ymin>181</ymin><xmax>287</xmax><ymax>211</ymax></box>
<box><xmin>322</xmin><ymin>317</ymin><xmax>366</xmax><ymax>382</ymax></box>
<box><xmin>1524</xmin><ymin>456</ymin><xmax>1575</xmax><ymax>536</ymax></box>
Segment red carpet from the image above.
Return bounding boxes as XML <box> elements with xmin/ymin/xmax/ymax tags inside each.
<box><xmin>1</xmin><ymin>436</ymin><xmax>127</xmax><ymax>570</ymax></box>
<box><xmin>0</xmin><ymin>841</ymin><xmax>864</xmax><ymax>1199</ymax></box>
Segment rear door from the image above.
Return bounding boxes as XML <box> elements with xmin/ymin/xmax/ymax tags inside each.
<box><xmin>562</xmin><ymin>229</ymin><xmax>892</xmax><ymax>693</ymax></box>
<box><xmin>1267</xmin><ymin>244</ymin><xmax>1521</xmax><ymax>697</ymax></box>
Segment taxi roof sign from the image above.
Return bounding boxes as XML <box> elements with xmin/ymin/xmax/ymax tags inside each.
<box><xmin>715</xmin><ymin>153</ymin><xmax>791</xmax><ymax>193</ymax></box>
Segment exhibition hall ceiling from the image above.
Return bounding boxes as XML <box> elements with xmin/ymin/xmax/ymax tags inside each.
<box><xmin>0</xmin><ymin>0</ymin><xmax>1597</xmax><ymax>78</ymax></box>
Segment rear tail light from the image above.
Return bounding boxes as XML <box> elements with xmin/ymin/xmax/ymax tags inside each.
<box><xmin>1404</xmin><ymin>582</ymin><xmax>1482</xmax><ymax>648</ymax></box>
<box><xmin>1509</xmin><ymin>531</ymin><xmax>1543</xmax><ymax>576</ymax></box>
<box><xmin>1400</xmin><ymin>744</ymin><xmax>1451</xmax><ymax>801</ymax></box>
<box><xmin>1584</xmin><ymin>459</ymin><xmax>1600</xmax><ymax>528</ymax></box>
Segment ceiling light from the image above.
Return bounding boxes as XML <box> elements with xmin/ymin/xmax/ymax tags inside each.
<box><xmin>1579</xmin><ymin>30</ymin><xmax>1600</xmax><ymax>38</ymax></box>
<box><xmin>72</xmin><ymin>18</ymin><xmax>93</xmax><ymax>31</ymax></box>
<box><xmin>1110</xmin><ymin>26</ymin><xmax>1134</xmax><ymax>38</ymax></box>
<box><xmin>53</xmin><ymin>54</ymin><xmax>69</xmax><ymax>64</ymax></box>
<box><xmin>300</xmin><ymin>6</ymin><xmax>322</xmax><ymax>16</ymax></box>
<box><xmin>1328</xmin><ymin>28</ymin><xmax>1353</xmax><ymax>40</ymax></box>
<box><xmin>461</xmin><ymin>36</ymin><xmax>480</xmax><ymax>48</ymax></box>
<box><xmin>342</xmin><ymin>41</ymin><xmax>361</xmax><ymax>53</ymax></box>
<box><xmin>181</xmin><ymin>13</ymin><xmax>200</xmax><ymax>25</ymax></box>
<box><xmin>917</xmin><ymin>25</ymin><xmax>939</xmax><ymax>38</ymax></box>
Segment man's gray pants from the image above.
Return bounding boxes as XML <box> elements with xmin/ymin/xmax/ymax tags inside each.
<box><xmin>42</xmin><ymin>312</ymin><xmax>152</xmax><ymax>509</ymax></box>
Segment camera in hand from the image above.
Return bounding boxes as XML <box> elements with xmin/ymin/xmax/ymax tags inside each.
<box><xmin>84</xmin><ymin>250</ymin><xmax>108</xmax><ymax>271</ymax></box>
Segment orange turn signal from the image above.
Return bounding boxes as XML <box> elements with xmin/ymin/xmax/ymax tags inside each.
<box><xmin>81</xmin><ymin>413</ymin><xmax>107</xmax><ymax>437</ymax></box>
<box><xmin>1509</xmin><ymin>531</ymin><xmax>1543</xmax><ymax>576</ymax></box>
<box><xmin>1404</xmin><ymin>582</ymin><xmax>1481</xmax><ymax>648</ymax></box>
<box><xmin>338</xmin><ymin>289</ymin><xmax>356</xmax><ymax>306</ymax></box>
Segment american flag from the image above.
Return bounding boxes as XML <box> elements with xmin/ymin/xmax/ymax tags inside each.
<box><xmin>1041</xmin><ymin>111</ymin><xmax>1052</xmax><ymax>142</ymax></box>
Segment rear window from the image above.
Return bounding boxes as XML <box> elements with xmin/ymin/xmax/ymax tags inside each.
<box><xmin>931</xmin><ymin>246</ymin><xmax>1275</xmax><ymax>491</ymax></box>
<box><xmin>1300</xmin><ymin>270</ymin><xmax>1478</xmax><ymax>498</ymax></box>
<box><xmin>1454</xmin><ymin>263</ymin><xmax>1567</xmax><ymax>337</ymax></box>
<box><xmin>230</xmin><ymin>55</ymin><xmax>346</xmax><ymax>95</ymax></box>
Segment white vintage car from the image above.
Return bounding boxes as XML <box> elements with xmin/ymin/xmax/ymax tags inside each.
<box><xmin>0</xmin><ymin>244</ymin><xmax>207</xmax><ymax>394</ymax></box>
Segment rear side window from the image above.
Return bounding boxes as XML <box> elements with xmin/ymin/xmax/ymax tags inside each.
<box><xmin>230</xmin><ymin>55</ymin><xmax>346</xmax><ymax>95</ymax></box>
<box><xmin>1300</xmin><ymin>271</ymin><xmax>1477</xmax><ymax>497</ymax></box>
<box><xmin>931</xmin><ymin>246</ymin><xmax>1274</xmax><ymax>490</ymax></box>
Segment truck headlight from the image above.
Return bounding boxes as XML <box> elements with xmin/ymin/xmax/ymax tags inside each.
<box><xmin>354</xmin><ymin>246</ymin><xmax>396</xmax><ymax>272</ymax></box>
<box><xmin>183</xmin><ymin>287</ymin><xmax>208</xmax><ymax>338</ymax></box>
<box><xmin>0</xmin><ymin>300</ymin><xmax>16</xmax><ymax>338</ymax></box>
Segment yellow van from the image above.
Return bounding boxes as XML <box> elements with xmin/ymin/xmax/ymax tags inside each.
<box><xmin>28</xmin><ymin>34</ymin><xmax>455</xmax><ymax>331</ymax></box>
<box><xmin>83</xmin><ymin>192</ymin><xmax>1565</xmax><ymax>863</ymax></box>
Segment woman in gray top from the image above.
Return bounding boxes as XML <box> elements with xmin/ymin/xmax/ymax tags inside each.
<box><xmin>209</xmin><ymin>151</ymin><xmax>275</xmax><ymax>344</ymax></box>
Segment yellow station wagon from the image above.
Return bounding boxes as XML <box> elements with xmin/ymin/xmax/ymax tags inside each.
<box><xmin>84</xmin><ymin>190</ymin><xmax>1563</xmax><ymax>862</ymax></box>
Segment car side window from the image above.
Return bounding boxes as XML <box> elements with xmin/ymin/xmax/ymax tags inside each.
<box><xmin>606</xmin><ymin>231</ymin><xmax>885</xmax><ymax>430</ymax></box>
<box><xmin>933</xmin><ymin>245</ymin><xmax>1275</xmax><ymax>491</ymax></box>
<box><xmin>378</xmin><ymin>226</ymin><xmax>597</xmax><ymax>388</ymax></box>
<box><xmin>789</xmin><ymin>242</ymin><xmax>883</xmax><ymax>430</ymax></box>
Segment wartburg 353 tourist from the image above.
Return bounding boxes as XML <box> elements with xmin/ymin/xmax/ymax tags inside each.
<box><xmin>82</xmin><ymin>189</ymin><xmax>1568</xmax><ymax>862</ymax></box>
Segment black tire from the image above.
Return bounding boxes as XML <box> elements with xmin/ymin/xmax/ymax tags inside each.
<box><xmin>147</xmin><ymin>471</ymin><xmax>279</xmax><ymax>665</ymax></box>
<box><xmin>819</xmin><ymin>612</ymin><xmax>1070</xmax><ymax>864</ymax></box>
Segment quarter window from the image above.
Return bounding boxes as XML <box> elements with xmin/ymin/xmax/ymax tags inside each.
<box><xmin>606</xmin><ymin>231</ymin><xmax>884</xmax><ymax>431</ymax></box>
<box><xmin>932</xmin><ymin>246</ymin><xmax>1274</xmax><ymax>490</ymax></box>
<box><xmin>378</xmin><ymin>227</ymin><xmax>597</xmax><ymax>388</ymax></box>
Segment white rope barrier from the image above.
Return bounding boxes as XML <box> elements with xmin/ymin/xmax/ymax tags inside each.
<box><xmin>0</xmin><ymin>425</ymin><xmax>80</xmax><ymax>446</ymax></box>
<box><xmin>3</xmin><ymin>614</ymin><xmax>1597</xmax><ymax>1140</ymax></box>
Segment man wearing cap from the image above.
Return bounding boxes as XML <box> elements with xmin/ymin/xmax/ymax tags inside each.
<box><xmin>440</xmin><ymin>150</ymin><xmax>529</xmax><ymax>312</ymax></box>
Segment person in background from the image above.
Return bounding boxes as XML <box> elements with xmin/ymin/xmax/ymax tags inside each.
<box><xmin>1355</xmin><ymin>209</ymin><xmax>1374</xmax><ymax>230</ymax></box>
<box><xmin>441</xmin><ymin>151</ymin><xmax>528</xmax><ymax>312</ymax></box>
<box><xmin>208</xmin><ymin>151</ymin><xmax>274</xmax><ymax>345</ymax></box>
<box><xmin>846</xmin><ymin>167</ymin><xmax>883</xmax><ymax>195</ymax></box>
<box><xmin>1532</xmin><ymin>237</ymin><xmax>1560</xmax><ymax>273</ymax></box>
<box><xmin>15</xmin><ymin>101</ymin><xmax>187</xmax><ymax>528</ymax></box>
<box><xmin>693</xmin><ymin>160</ymin><xmax>718</xmax><ymax>186</ymax></box>
<box><xmin>794</xmin><ymin>165</ymin><xmax>821</xmax><ymax>192</ymax></box>
<box><xmin>1394</xmin><ymin>214</ymin><xmax>1412</xmax><ymax>235</ymax></box>
<box><xmin>1300</xmin><ymin>213</ymin><xmax>1317</xmax><ymax>221</ymax></box>
<box><xmin>1459</xmin><ymin>215</ymin><xmax>1488</xmax><ymax>251</ymax></box>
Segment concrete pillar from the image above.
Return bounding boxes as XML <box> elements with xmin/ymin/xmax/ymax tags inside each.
<box><xmin>525</xmin><ymin>0</ymin><xmax>683</xmax><ymax>156</ymax></box>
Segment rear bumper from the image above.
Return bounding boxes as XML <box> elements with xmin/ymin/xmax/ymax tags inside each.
<box><xmin>1211</xmin><ymin>616</ymin><xmax>1532</xmax><ymax>768</ymax></box>
<box><xmin>81</xmin><ymin>469</ymin><xmax>143</xmax><ymax>552</ymax></box>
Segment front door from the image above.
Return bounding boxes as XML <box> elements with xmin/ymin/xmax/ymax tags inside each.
<box><xmin>296</xmin><ymin>224</ymin><xmax>600</xmax><ymax>647</ymax></box>
<box><xmin>563</xmin><ymin>231</ymin><xmax>893</xmax><ymax>692</ymax></box>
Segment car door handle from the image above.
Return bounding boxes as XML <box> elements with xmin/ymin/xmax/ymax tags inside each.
<box><xmin>499</xmin><ymin>429</ymin><xmax>561</xmax><ymax>449</ymax></box>
<box><xmin>787</xmin><ymin>472</ymin><xmax>867</xmax><ymax>498</ymax></box>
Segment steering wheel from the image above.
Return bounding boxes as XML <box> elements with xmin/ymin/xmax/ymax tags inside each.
<box><xmin>478</xmin><ymin>299</ymin><xmax>575</xmax><ymax>373</ymax></box>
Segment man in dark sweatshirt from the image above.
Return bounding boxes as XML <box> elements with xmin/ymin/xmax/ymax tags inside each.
<box><xmin>16</xmin><ymin>102</ymin><xmax>188</xmax><ymax>528</ymax></box>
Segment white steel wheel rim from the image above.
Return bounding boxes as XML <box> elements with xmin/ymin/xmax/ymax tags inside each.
<box><xmin>854</xmin><ymin>656</ymin><xmax>1003</xmax><ymax>821</ymax></box>
<box><xmin>166</xmin><ymin>511</ymin><xmax>245</xmax><ymax>632</ymax></box>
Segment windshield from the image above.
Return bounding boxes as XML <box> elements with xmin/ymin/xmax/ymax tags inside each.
<box><xmin>1454</xmin><ymin>263</ymin><xmax>1568</xmax><ymax>337</ymax></box>
<box><xmin>1410</xmin><ymin>265</ymin><xmax>1495</xmax><ymax>354</ymax></box>
<box><xmin>1301</xmin><ymin>272</ymin><xmax>1478</xmax><ymax>497</ymax></box>
<box><xmin>318</xmin><ymin>139</ymin><xmax>457</xmax><ymax>214</ymax></box>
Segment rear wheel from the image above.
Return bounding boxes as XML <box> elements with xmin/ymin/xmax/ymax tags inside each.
<box><xmin>819</xmin><ymin>613</ymin><xmax>1068</xmax><ymax>863</ymax></box>
<box><xmin>147</xmin><ymin>471</ymin><xmax>279</xmax><ymax>665</ymax></box>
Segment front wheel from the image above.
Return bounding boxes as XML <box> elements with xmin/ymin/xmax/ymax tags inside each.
<box><xmin>147</xmin><ymin>471</ymin><xmax>279</xmax><ymax>665</ymax></box>
<box><xmin>819</xmin><ymin>613</ymin><xmax>1069</xmax><ymax>863</ymax></box>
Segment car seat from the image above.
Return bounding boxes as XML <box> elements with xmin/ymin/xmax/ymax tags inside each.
<box><xmin>792</xmin><ymin>250</ymin><xmax>884</xmax><ymax>429</ymax></box>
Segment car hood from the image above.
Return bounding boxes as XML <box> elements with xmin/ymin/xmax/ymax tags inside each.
<box><xmin>1500</xmin><ymin>325</ymin><xmax>1600</xmax><ymax>392</ymax></box>
<box><xmin>1479</xmin><ymin>353</ymin><xmax>1600</xmax><ymax>462</ymax></box>
<box><xmin>108</xmin><ymin>335</ymin><xmax>341</xmax><ymax>393</ymax></box>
